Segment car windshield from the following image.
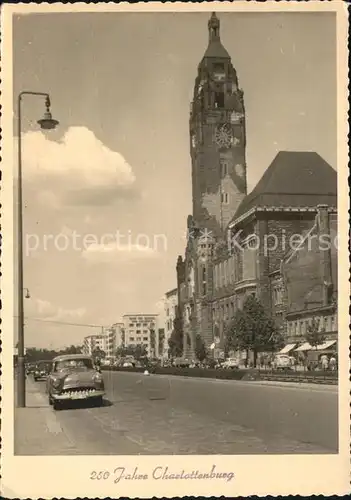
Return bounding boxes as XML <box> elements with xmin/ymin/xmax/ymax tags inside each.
<box><xmin>37</xmin><ymin>362</ymin><xmax>50</xmax><ymax>369</ymax></box>
<box><xmin>55</xmin><ymin>358</ymin><xmax>93</xmax><ymax>371</ymax></box>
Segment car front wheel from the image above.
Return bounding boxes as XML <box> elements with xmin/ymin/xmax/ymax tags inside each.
<box><xmin>53</xmin><ymin>400</ymin><xmax>62</xmax><ymax>411</ymax></box>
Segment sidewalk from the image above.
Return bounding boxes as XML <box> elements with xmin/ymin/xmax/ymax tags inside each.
<box><xmin>14</xmin><ymin>378</ymin><xmax>77</xmax><ymax>455</ymax></box>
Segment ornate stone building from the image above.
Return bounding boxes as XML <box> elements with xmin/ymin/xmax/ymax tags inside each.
<box><xmin>176</xmin><ymin>13</ymin><xmax>337</xmax><ymax>359</ymax></box>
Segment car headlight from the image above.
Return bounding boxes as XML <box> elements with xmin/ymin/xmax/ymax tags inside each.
<box><xmin>93</xmin><ymin>373</ymin><xmax>104</xmax><ymax>386</ymax></box>
<box><xmin>52</xmin><ymin>377</ymin><xmax>62</xmax><ymax>388</ymax></box>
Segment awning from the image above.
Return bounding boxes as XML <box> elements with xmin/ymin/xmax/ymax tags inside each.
<box><xmin>295</xmin><ymin>342</ymin><xmax>312</xmax><ymax>352</ymax></box>
<box><xmin>316</xmin><ymin>340</ymin><xmax>337</xmax><ymax>351</ymax></box>
<box><xmin>278</xmin><ymin>344</ymin><xmax>296</xmax><ymax>354</ymax></box>
<box><xmin>295</xmin><ymin>340</ymin><xmax>337</xmax><ymax>352</ymax></box>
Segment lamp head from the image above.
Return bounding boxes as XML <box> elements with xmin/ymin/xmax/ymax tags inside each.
<box><xmin>37</xmin><ymin>111</ymin><xmax>59</xmax><ymax>130</ymax></box>
<box><xmin>25</xmin><ymin>289</ymin><xmax>30</xmax><ymax>299</ymax></box>
<box><xmin>37</xmin><ymin>95</ymin><xmax>59</xmax><ymax>130</ymax></box>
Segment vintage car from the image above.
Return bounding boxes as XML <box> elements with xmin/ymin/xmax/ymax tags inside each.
<box><xmin>222</xmin><ymin>358</ymin><xmax>240</xmax><ymax>370</ymax></box>
<box><xmin>26</xmin><ymin>363</ymin><xmax>36</xmax><ymax>375</ymax></box>
<box><xmin>46</xmin><ymin>354</ymin><xmax>105</xmax><ymax>410</ymax></box>
<box><xmin>33</xmin><ymin>360</ymin><xmax>51</xmax><ymax>381</ymax></box>
<box><xmin>272</xmin><ymin>354</ymin><xmax>293</xmax><ymax>370</ymax></box>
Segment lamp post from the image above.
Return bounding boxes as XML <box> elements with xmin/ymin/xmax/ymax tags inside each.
<box><xmin>17</xmin><ymin>91</ymin><xmax>59</xmax><ymax>408</ymax></box>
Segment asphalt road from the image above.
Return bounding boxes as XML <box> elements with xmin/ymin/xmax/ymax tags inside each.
<box><xmin>17</xmin><ymin>371</ymin><xmax>338</xmax><ymax>455</ymax></box>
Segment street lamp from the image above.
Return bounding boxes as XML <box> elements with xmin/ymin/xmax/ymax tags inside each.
<box><xmin>24</xmin><ymin>288</ymin><xmax>30</xmax><ymax>299</ymax></box>
<box><xmin>17</xmin><ymin>91</ymin><xmax>59</xmax><ymax>408</ymax></box>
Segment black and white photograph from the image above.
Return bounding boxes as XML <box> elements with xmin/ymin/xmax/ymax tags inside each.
<box><xmin>1</xmin><ymin>2</ymin><xmax>349</xmax><ymax>498</ymax></box>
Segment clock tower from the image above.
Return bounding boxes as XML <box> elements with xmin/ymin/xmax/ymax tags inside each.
<box><xmin>190</xmin><ymin>12</ymin><xmax>247</xmax><ymax>236</ymax></box>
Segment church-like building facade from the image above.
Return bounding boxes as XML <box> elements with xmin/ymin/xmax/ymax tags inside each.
<box><xmin>175</xmin><ymin>13</ymin><xmax>338</xmax><ymax>359</ymax></box>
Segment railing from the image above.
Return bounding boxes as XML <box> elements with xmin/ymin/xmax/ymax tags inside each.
<box><xmin>100</xmin><ymin>365</ymin><xmax>338</xmax><ymax>385</ymax></box>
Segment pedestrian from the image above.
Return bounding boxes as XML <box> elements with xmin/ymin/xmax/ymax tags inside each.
<box><xmin>329</xmin><ymin>355</ymin><xmax>336</xmax><ymax>371</ymax></box>
<box><xmin>321</xmin><ymin>354</ymin><xmax>328</xmax><ymax>371</ymax></box>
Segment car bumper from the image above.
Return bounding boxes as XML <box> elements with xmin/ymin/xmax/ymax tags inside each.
<box><xmin>52</xmin><ymin>390</ymin><xmax>105</xmax><ymax>401</ymax></box>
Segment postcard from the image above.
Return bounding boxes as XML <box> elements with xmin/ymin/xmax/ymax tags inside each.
<box><xmin>1</xmin><ymin>1</ymin><xmax>349</xmax><ymax>498</ymax></box>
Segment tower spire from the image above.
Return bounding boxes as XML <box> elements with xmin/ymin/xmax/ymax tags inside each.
<box><xmin>208</xmin><ymin>12</ymin><xmax>220</xmax><ymax>42</ymax></box>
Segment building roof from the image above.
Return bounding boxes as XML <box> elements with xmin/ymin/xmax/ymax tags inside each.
<box><xmin>202</xmin><ymin>13</ymin><xmax>230</xmax><ymax>60</ymax></box>
<box><xmin>233</xmin><ymin>151</ymin><xmax>337</xmax><ymax>221</ymax></box>
<box><xmin>203</xmin><ymin>40</ymin><xmax>230</xmax><ymax>59</ymax></box>
<box><xmin>281</xmin><ymin>214</ymin><xmax>337</xmax><ymax>313</ymax></box>
<box><xmin>165</xmin><ymin>287</ymin><xmax>178</xmax><ymax>297</ymax></box>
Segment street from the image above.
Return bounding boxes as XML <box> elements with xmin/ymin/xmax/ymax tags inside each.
<box><xmin>15</xmin><ymin>371</ymin><xmax>338</xmax><ymax>455</ymax></box>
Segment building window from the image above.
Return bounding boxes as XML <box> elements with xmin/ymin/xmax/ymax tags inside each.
<box><xmin>214</xmin><ymin>91</ymin><xmax>224</xmax><ymax>108</ymax></box>
<box><xmin>324</xmin><ymin>316</ymin><xmax>330</xmax><ymax>331</ymax></box>
<box><xmin>143</xmin><ymin>330</ymin><xmax>148</xmax><ymax>333</ymax></box>
<box><xmin>273</xmin><ymin>284</ymin><xmax>283</xmax><ymax>306</ymax></box>
<box><xmin>130</xmin><ymin>337</ymin><xmax>135</xmax><ymax>341</ymax></box>
<box><xmin>143</xmin><ymin>323</ymin><xmax>148</xmax><ymax>326</ymax></box>
<box><xmin>332</xmin><ymin>315</ymin><xmax>337</xmax><ymax>331</ymax></box>
<box><xmin>129</xmin><ymin>323</ymin><xmax>134</xmax><ymax>327</ymax></box>
<box><xmin>221</xmin><ymin>192</ymin><xmax>229</xmax><ymax>204</ymax></box>
<box><xmin>202</xmin><ymin>266</ymin><xmax>207</xmax><ymax>295</ymax></box>
<box><xmin>136</xmin><ymin>323</ymin><xmax>141</xmax><ymax>327</ymax></box>
<box><xmin>220</xmin><ymin>161</ymin><xmax>228</xmax><ymax>177</ymax></box>
<box><xmin>143</xmin><ymin>336</ymin><xmax>148</xmax><ymax>341</ymax></box>
<box><xmin>214</xmin><ymin>62</ymin><xmax>225</xmax><ymax>72</ymax></box>
<box><xmin>136</xmin><ymin>330</ymin><xmax>141</xmax><ymax>334</ymax></box>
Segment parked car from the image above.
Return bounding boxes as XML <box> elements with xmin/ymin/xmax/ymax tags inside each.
<box><xmin>33</xmin><ymin>361</ymin><xmax>51</xmax><ymax>381</ymax></box>
<box><xmin>273</xmin><ymin>354</ymin><xmax>292</xmax><ymax>370</ymax></box>
<box><xmin>222</xmin><ymin>358</ymin><xmax>239</xmax><ymax>369</ymax></box>
<box><xmin>173</xmin><ymin>357</ymin><xmax>191</xmax><ymax>367</ymax></box>
<box><xmin>26</xmin><ymin>363</ymin><xmax>36</xmax><ymax>375</ymax></box>
<box><xmin>46</xmin><ymin>354</ymin><xmax>105</xmax><ymax>410</ymax></box>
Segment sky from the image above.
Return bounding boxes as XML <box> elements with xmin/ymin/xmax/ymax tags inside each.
<box><xmin>12</xmin><ymin>11</ymin><xmax>337</xmax><ymax>349</ymax></box>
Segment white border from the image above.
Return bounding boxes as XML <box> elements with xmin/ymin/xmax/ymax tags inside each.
<box><xmin>1</xmin><ymin>2</ymin><xmax>349</xmax><ymax>498</ymax></box>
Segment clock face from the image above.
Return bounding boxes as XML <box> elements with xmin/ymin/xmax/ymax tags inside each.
<box><xmin>235</xmin><ymin>163</ymin><xmax>244</xmax><ymax>177</ymax></box>
<box><xmin>214</xmin><ymin>124</ymin><xmax>233</xmax><ymax>148</ymax></box>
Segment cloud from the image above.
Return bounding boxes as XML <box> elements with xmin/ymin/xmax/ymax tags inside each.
<box><xmin>82</xmin><ymin>241</ymin><xmax>159</xmax><ymax>264</ymax></box>
<box><xmin>26</xmin><ymin>298</ymin><xmax>87</xmax><ymax>322</ymax></box>
<box><xmin>20</xmin><ymin>126</ymin><xmax>137</xmax><ymax>206</ymax></box>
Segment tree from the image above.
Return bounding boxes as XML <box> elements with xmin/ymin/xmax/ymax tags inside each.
<box><xmin>150</xmin><ymin>329</ymin><xmax>156</xmax><ymax>357</ymax></box>
<box><xmin>305</xmin><ymin>317</ymin><xmax>326</xmax><ymax>356</ymax></box>
<box><xmin>168</xmin><ymin>316</ymin><xmax>183</xmax><ymax>358</ymax></box>
<box><xmin>115</xmin><ymin>345</ymin><xmax>147</xmax><ymax>360</ymax></box>
<box><xmin>62</xmin><ymin>344</ymin><xmax>83</xmax><ymax>355</ymax></box>
<box><xmin>92</xmin><ymin>347</ymin><xmax>106</xmax><ymax>361</ymax></box>
<box><xmin>194</xmin><ymin>334</ymin><xmax>208</xmax><ymax>362</ymax></box>
<box><xmin>225</xmin><ymin>295</ymin><xmax>284</xmax><ymax>367</ymax></box>
<box><xmin>158</xmin><ymin>328</ymin><xmax>165</xmax><ymax>357</ymax></box>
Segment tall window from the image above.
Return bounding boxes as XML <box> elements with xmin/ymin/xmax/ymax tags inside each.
<box><xmin>214</xmin><ymin>91</ymin><xmax>224</xmax><ymax>108</ymax></box>
<box><xmin>221</xmin><ymin>192</ymin><xmax>229</xmax><ymax>204</ymax></box>
<box><xmin>220</xmin><ymin>161</ymin><xmax>228</xmax><ymax>177</ymax></box>
<box><xmin>202</xmin><ymin>266</ymin><xmax>207</xmax><ymax>295</ymax></box>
